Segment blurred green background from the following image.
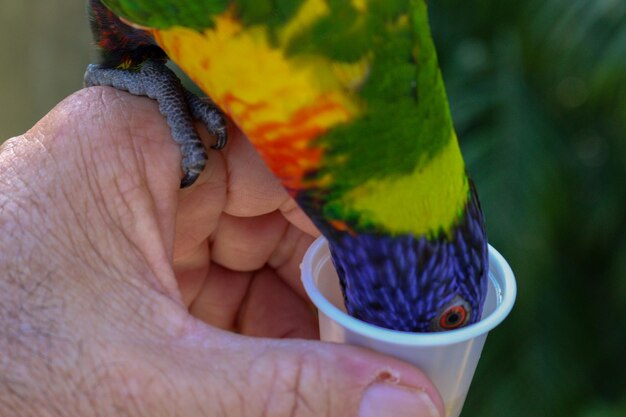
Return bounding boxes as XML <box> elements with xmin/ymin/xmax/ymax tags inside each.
<box><xmin>1</xmin><ymin>1</ymin><xmax>625</xmax><ymax>416</ymax></box>
<box><xmin>0</xmin><ymin>2</ymin><xmax>91</xmax><ymax>139</ymax></box>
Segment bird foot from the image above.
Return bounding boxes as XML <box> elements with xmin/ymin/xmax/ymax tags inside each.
<box><xmin>84</xmin><ymin>60</ymin><xmax>227</xmax><ymax>188</ymax></box>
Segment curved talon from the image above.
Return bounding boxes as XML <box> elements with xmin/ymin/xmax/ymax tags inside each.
<box><xmin>184</xmin><ymin>90</ymin><xmax>228</xmax><ymax>151</ymax></box>
<box><xmin>211</xmin><ymin>126</ymin><xmax>228</xmax><ymax>150</ymax></box>
<box><xmin>180</xmin><ymin>172</ymin><xmax>201</xmax><ymax>188</ymax></box>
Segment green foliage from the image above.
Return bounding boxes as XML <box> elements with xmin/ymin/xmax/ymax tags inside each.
<box><xmin>428</xmin><ymin>0</ymin><xmax>626</xmax><ymax>415</ymax></box>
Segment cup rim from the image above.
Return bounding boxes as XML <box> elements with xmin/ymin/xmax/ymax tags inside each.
<box><xmin>301</xmin><ymin>237</ymin><xmax>517</xmax><ymax>346</ymax></box>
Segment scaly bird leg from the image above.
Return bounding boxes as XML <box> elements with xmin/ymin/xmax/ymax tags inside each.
<box><xmin>84</xmin><ymin>60</ymin><xmax>227</xmax><ymax>187</ymax></box>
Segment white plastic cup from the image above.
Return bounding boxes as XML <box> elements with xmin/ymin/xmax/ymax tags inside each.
<box><xmin>301</xmin><ymin>237</ymin><xmax>516</xmax><ymax>417</ymax></box>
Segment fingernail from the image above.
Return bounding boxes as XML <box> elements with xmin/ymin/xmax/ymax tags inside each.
<box><xmin>359</xmin><ymin>383</ymin><xmax>442</xmax><ymax>417</ymax></box>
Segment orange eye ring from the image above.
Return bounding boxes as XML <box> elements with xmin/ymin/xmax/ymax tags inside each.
<box><xmin>439</xmin><ymin>305</ymin><xmax>468</xmax><ymax>330</ymax></box>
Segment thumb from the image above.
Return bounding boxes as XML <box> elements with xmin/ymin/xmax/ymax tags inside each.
<box><xmin>146</xmin><ymin>323</ymin><xmax>445</xmax><ymax>417</ymax></box>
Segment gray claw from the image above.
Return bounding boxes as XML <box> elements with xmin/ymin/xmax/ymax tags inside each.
<box><xmin>184</xmin><ymin>91</ymin><xmax>228</xmax><ymax>150</ymax></box>
<box><xmin>180</xmin><ymin>172</ymin><xmax>200</xmax><ymax>188</ymax></box>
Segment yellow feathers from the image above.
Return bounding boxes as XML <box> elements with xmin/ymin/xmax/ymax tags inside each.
<box><xmin>340</xmin><ymin>135</ymin><xmax>469</xmax><ymax>236</ymax></box>
<box><xmin>154</xmin><ymin>11</ymin><xmax>366</xmax><ymax>130</ymax></box>
<box><xmin>152</xmin><ymin>8</ymin><xmax>371</xmax><ymax>189</ymax></box>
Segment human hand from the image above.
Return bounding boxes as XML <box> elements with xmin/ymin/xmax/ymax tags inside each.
<box><xmin>0</xmin><ymin>87</ymin><xmax>444</xmax><ymax>417</ymax></box>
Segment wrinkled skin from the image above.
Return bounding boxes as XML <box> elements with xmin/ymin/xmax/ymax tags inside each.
<box><xmin>0</xmin><ymin>88</ymin><xmax>444</xmax><ymax>417</ymax></box>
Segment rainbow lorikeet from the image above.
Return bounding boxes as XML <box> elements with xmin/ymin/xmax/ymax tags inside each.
<box><xmin>85</xmin><ymin>0</ymin><xmax>488</xmax><ymax>332</ymax></box>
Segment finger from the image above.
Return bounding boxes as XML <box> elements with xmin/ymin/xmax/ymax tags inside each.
<box><xmin>237</xmin><ymin>267</ymin><xmax>318</xmax><ymax>339</ymax></box>
<box><xmin>210</xmin><ymin>211</ymin><xmax>288</xmax><ymax>271</ymax></box>
<box><xmin>268</xmin><ymin>223</ymin><xmax>317</xmax><ymax>300</ymax></box>
<box><xmin>279</xmin><ymin>196</ymin><xmax>320</xmax><ymax>238</ymax></box>
<box><xmin>222</xmin><ymin>124</ymin><xmax>320</xmax><ymax>236</ymax></box>
<box><xmin>188</xmin><ymin>263</ymin><xmax>252</xmax><ymax>330</ymax></box>
<box><xmin>131</xmin><ymin>325</ymin><xmax>445</xmax><ymax>417</ymax></box>
<box><xmin>172</xmin><ymin>144</ymin><xmax>226</xmax><ymax>306</ymax></box>
<box><xmin>197</xmin><ymin>215</ymin><xmax>316</xmax><ymax>330</ymax></box>
<box><xmin>222</xmin><ymin>125</ymin><xmax>291</xmax><ymax>217</ymax></box>
<box><xmin>174</xmin><ymin>143</ymin><xmax>227</xmax><ymax>260</ymax></box>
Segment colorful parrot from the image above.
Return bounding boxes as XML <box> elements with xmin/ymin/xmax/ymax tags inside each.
<box><xmin>85</xmin><ymin>0</ymin><xmax>488</xmax><ymax>332</ymax></box>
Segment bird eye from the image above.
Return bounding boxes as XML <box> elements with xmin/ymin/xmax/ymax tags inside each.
<box><xmin>431</xmin><ymin>296</ymin><xmax>471</xmax><ymax>331</ymax></box>
<box><xmin>439</xmin><ymin>305</ymin><xmax>468</xmax><ymax>330</ymax></box>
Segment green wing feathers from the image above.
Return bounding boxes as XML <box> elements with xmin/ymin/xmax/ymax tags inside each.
<box><xmin>102</xmin><ymin>0</ymin><xmax>229</xmax><ymax>29</ymax></box>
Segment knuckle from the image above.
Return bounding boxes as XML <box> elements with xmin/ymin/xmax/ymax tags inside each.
<box><xmin>256</xmin><ymin>348</ymin><xmax>330</xmax><ymax>417</ymax></box>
